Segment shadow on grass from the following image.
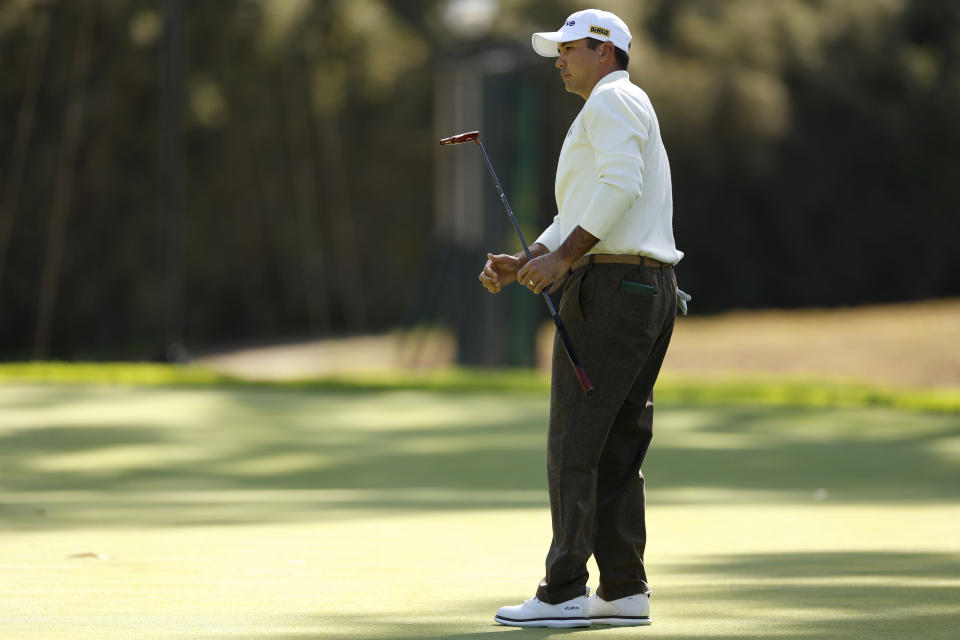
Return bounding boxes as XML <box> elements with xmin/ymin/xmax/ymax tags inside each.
<box><xmin>656</xmin><ymin>550</ymin><xmax>960</xmax><ymax>640</ymax></box>
<box><xmin>0</xmin><ymin>424</ymin><xmax>166</xmax><ymax>452</ymax></box>
<box><xmin>219</xmin><ymin>552</ymin><xmax>960</xmax><ymax>640</ymax></box>
<box><xmin>1</xmin><ymin>386</ymin><xmax>959</xmax><ymax>528</ymax></box>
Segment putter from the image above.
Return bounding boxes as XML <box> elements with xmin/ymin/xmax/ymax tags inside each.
<box><xmin>440</xmin><ymin>130</ymin><xmax>594</xmax><ymax>394</ymax></box>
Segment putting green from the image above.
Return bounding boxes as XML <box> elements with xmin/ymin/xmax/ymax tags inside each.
<box><xmin>1</xmin><ymin>384</ymin><xmax>958</xmax><ymax>639</ymax></box>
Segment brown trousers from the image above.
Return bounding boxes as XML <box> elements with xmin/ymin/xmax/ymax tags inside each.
<box><xmin>536</xmin><ymin>261</ymin><xmax>677</xmax><ymax>604</ymax></box>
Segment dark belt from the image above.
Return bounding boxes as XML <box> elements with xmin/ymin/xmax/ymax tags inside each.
<box><xmin>569</xmin><ymin>253</ymin><xmax>667</xmax><ymax>272</ymax></box>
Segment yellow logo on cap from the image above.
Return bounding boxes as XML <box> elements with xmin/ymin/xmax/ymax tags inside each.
<box><xmin>589</xmin><ymin>25</ymin><xmax>610</xmax><ymax>37</ymax></box>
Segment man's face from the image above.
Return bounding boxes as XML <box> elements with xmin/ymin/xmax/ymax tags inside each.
<box><xmin>555</xmin><ymin>38</ymin><xmax>605</xmax><ymax>99</ymax></box>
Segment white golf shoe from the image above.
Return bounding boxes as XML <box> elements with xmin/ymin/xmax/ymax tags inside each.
<box><xmin>494</xmin><ymin>591</ymin><xmax>590</xmax><ymax>628</ymax></box>
<box><xmin>588</xmin><ymin>591</ymin><xmax>652</xmax><ymax>625</ymax></box>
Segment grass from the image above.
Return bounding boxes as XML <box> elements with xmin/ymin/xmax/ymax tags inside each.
<box><xmin>1</xmin><ymin>382</ymin><xmax>959</xmax><ymax>639</ymax></box>
<box><xmin>2</xmin><ymin>362</ymin><xmax>959</xmax><ymax>412</ymax></box>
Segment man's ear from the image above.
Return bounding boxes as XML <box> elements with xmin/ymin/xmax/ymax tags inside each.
<box><xmin>602</xmin><ymin>41</ymin><xmax>615</xmax><ymax>61</ymax></box>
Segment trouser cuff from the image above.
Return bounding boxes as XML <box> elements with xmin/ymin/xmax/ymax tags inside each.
<box><xmin>536</xmin><ymin>581</ymin><xmax>589</xmax><ymax>605</ymax></box>
<box><xmin>597</xmin><ymin>581</ymin><xmax>652</xmax><ymax>602</ymax></box>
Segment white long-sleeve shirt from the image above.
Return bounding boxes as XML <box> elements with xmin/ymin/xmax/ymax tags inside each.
<box><xmin>535</xmin><ymin>70</ymin><xmax>683</xmax><ymax>264</ymax></box>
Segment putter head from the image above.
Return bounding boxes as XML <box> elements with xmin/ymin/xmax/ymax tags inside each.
<box><xmin>439</xmin><ymin>131</ymin><xmax>480</xmax><ymax>146</ymax></box>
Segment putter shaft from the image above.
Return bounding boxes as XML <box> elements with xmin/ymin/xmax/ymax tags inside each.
<box><xmin>441</xmin><ymin>131</ymin><xmax>594</xmax><ymax>394</ymax></box>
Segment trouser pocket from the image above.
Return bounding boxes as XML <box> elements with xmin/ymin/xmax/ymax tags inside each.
<box><xmin>560</xmin><ymin>268</ymin><xmax>589</xmax><ymax>323</ymax></box>
<box><xmin>619</xmin><ymin>279</ymin><xmax>657</xmax><ymax>296</ymax></box>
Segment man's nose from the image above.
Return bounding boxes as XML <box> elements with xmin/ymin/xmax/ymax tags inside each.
<box><xmin>555</xmin><ymin>56</ymin><xmax>564</xmax><ymax>69</ymax></box>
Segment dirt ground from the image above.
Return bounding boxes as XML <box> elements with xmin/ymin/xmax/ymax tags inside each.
<box><xmin>661</xmin><ymin>298</ymin><xmax>960</xmax><ymax>388</ymax></box>
<box><xmin>197</xmin><ymin>298</ymin><xmax>959</xmax><ymax>388</ymax></box>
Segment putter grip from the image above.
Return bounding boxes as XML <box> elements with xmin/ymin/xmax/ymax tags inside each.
<box><xmin>554</xmin><ymin>313</ymin><xmax>594</xmax><ymax>395</ymax></box>
<box><xmin>573</xmin><ymin>365</ymin><xmax>594</xmax><ymax>395</ymax></box>
<box><xmin>439</xmin><ymin>131</ymin><xmax>479</xmax><ymax>145</ymax></box>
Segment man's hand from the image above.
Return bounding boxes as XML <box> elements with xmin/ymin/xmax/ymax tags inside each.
<box><xmin>479</xmin><ymin>253</ymin><xmax>523</xmax><ymax>293</ymax></box>
<box><xmin>517</xmin><ymin>252</ymin><xmax>572</xmax><ymax>295</ymax></box>
<box><xmin>516</xmin><ymin>226</ymin><xmax>599</xmax><ymax>295</ymax></box>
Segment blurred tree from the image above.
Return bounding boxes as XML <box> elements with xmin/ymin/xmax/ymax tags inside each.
<box><xmin>0</xmin><ymin>1</ymin><xmax>50</xmax><ymax>293</ymax></box>
<box><xmin>32</xmin><ymin>3</ymin><xmax>95</xmax><ymax>358</ymax></box>
<box><xmin>0</xmin><ymin>0</ymin><xmax>956</xmax><ymax>360</ymax></box>
<box><xmin>637</xmin><ymin>0</ymin><xmax>960</xmax><ymax>309</ymax></box>
<box><xmin>159</xmin><ymin>0</ymin><xmax>185</xmax><ymax>362</ymax></box>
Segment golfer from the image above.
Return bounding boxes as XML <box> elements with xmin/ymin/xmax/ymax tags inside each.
<box><xmin>479</xmin><ymin>9</ymin><xmax>683</xmax><ymax>628</ymax></box>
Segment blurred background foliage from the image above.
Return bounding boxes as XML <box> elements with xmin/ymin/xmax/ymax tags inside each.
<box><xmin>0</xmin><ymin>0</ymin><xmax>957</xmax><ymax>362</ymax></box>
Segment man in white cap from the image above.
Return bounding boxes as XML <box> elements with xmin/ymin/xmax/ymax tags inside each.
<box><xmin>479</xmin><ymin>8</ymin><xmax>684</xmax><ymax>629</ymax></box>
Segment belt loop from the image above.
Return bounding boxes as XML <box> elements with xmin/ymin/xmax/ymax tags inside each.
<box><xmin>587</xmin><ymin>254</ymin><xmax>595</xmax><ymax>271</ymax></box>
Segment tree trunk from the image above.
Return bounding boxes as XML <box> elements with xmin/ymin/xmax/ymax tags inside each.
<box><xmin>32</xmin><ymin>5</ymin><xmax>95</xmax><ymax>359</ymax></box>
<box><xmin>0</xmin><ymin>4</ymin><xmax>51</xmax><ymax>291</ymax></box>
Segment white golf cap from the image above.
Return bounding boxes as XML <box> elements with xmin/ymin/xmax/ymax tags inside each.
<box><xmin>531</xmin><ymin>9</ymin><xmax>631</xmax><ymax>57</ymax></box>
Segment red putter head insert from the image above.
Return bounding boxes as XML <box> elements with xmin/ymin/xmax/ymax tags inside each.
<box><xmin>439</xmin><ymin>131</ymin><xmax>480</xmax><ymax>145</ymax></box>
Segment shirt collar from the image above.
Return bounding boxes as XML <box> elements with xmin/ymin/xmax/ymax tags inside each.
<box><xmin>588</xmin><ymin>70</ymin><xmax>630</xmax><ymax>98</ymax></box>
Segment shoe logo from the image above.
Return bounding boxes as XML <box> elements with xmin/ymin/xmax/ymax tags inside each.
<box><xmin>564</xmin><ymin>606</ymin><xmax>581</xmax><ymax>611</ymax></box>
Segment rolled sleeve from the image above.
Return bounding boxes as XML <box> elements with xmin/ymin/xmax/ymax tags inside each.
<box><xmin>578</xmin><ymin>90</ymin><xmax>649</xmax><ymax>240</ymax></box>
<box><xmin>579</xmin><ymin>183</ymin><xmax>634</xmax><ymax>240</ymax></box>
<box><xmin>534</xmin><ymin>216</ymin><xmax>562</xmax><ymax>252</ymax></box>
